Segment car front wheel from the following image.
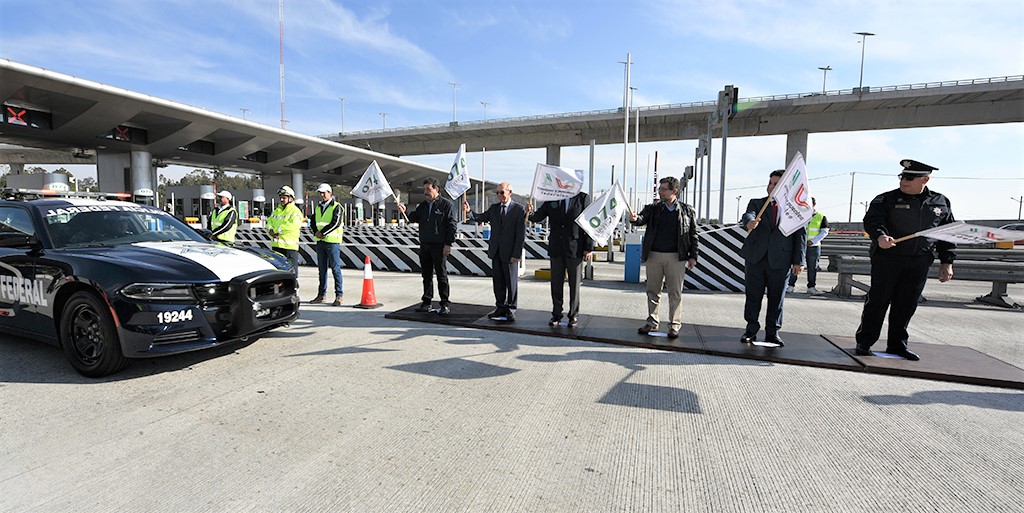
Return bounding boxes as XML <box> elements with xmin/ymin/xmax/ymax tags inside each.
<box><xmin>59</xmin><ymin>291</ymin><xmax>130</xmax><ymax>377</ymax></box>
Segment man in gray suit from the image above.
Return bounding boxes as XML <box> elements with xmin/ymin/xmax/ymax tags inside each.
<box><xmin>464</xmin><ymin>182</ymin><xmax>527</xmax><ymax>322</ymax></box>
<box><xmin>738</xmin><ymin>169</ymin><xmax>806</xmax><ymax>346</ymax></box>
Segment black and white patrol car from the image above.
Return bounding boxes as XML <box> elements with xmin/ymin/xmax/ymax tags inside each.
<box><xmin>0</xmin><ymin>190</ymin><xmax>299</xmax><ymax>377</ymax></box>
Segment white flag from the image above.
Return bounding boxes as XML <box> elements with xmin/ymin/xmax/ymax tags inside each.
<box><xmin>445</xmin><ymin>143</ymin><xmax>471</xmax><ymax>199</ymax></box>
<box><xmin>351</xmin><ymin>160</ymin><xmax>395</xmax><ymax>205</ymax></box>
<box><xmin>913</xmin><ymin>221</ymin><xmax>1022</xmax><ymax>245</ymax></box>
<box><xmin>531</xmin><ymin>163</ymin><xmax>584</xmax><ymax>202</ymax></box>
<box><xmin>575</xmin><ymin>181</ymin><xmax>628</xmax><ymax>245</ymax></box>
<box><xmin>770</xmin><ymin>152</ymin><xmax>813</xmax><ymax>236</ymax></box>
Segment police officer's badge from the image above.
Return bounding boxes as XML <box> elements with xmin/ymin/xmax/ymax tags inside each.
<box><xmin>933</xmin><ymin>207</ymin><xmax>943</xmax><ymax>216</ymax></box>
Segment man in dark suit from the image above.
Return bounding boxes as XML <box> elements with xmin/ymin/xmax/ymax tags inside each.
<box><xmin>527</xmin><ymin>192</ymin><xmax>594</xmax><ymax>327</ymax></box>
<box><xmin>398</xmin><ymin>177</ymin><xmax>459</xmax><ymax>316</ymax></box>
<box><xmin>464</xmin><ymin>182</ymin><xmax>527</xmax><ymax>321</ymax></box>
<box><xmin>738</xmin><ymin>169</ymin><xmax>806</xmax><ymax>346</ymax></box>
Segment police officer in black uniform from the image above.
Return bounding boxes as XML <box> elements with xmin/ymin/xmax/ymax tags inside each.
<box><xmin>854</xmin><ymin>159</ymin><xmax>956</xmax><ymax>361</ymax></box>
<box><xmin>397</xmin><ymin>177</ymin><xmax>458</xmax><ymax>316</ymax></box>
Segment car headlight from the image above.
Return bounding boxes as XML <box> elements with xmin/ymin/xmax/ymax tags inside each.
<box><xmin>121</xmin><ymin>283</ymin><xmax>195</xmax><ymax>301</ymax></box>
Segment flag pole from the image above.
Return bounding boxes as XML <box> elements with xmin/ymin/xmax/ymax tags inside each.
<box><xmin>393</xmin><ymin>192</ymin><xmax>409</xmax><ymax>223</ymax></box>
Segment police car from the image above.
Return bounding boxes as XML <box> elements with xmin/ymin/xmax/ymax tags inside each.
<box><xmin>0</xmin><ymin>189</ymin><xmax>300</xmax><ymax>377</ymax></box>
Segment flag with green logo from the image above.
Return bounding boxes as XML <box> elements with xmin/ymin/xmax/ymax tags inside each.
<box><xmin>531</xmin><ymin>163</ymin><xmax>583</xmax><ymax>201</ymax></box>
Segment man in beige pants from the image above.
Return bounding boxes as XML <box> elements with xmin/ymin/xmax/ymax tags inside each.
<box><xmin>629</xmin><ymin>177</ymin><xmax>699</xmax><ymax>339</ymax></box>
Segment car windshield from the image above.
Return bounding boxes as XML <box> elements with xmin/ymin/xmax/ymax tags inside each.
<box><xmin>43</xmin><ymin>204</ymin><xmax>206</xmax><ymax>248</ymax></box>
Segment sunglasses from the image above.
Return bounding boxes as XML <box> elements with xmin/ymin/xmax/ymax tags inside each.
<box><xmin>899</xmin><ymin>174</ymin><xmax>925</xmax><ymax>181</ymax></box>
<box><xmin>495</xmin><ymin>190</ymin><xmax>508</xmax><ymax>195</ymax></box>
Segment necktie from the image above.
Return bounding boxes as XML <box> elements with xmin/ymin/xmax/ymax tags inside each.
<box><xmin>771</xmin><ymin>202</ymin><xmax>778</xmax><ymax>226</ymax></box>
<box><xmin>501</xmin><ymin>204</ymin><xmax>507</xmax><ymax>220</ymax></box>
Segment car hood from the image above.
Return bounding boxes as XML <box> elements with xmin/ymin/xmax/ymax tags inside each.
<box><xmin>66</xmin><ymin>242</ymin><xmax>285</xmax><ymax>282</ymax></box>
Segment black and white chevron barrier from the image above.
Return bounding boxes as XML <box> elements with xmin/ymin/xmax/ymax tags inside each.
<box><xmin>687</xmin><ymin>224</ymin><xmax>746</xmax><ymax>292</ymax></box>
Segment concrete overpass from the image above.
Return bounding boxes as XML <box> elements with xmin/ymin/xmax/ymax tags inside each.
<box><xmin>0</xmin><ymin>59</ymin><xmax>453</xmax><ymax>204</ymax></box>
<box><xmin>327</xmin><ymin>76</ymin><xmax>1024</xmax><ymax>165</ymax></box>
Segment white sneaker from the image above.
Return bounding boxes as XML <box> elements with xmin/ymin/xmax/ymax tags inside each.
<box><xmin>785</xmin><ymin>285</ymin><xmax>795</xmax><ymax>293</ymax></box>
<box><xmin>807</xmin><ymin>287</ymin><xmax>821</xmax><ymax>295</ymax></box>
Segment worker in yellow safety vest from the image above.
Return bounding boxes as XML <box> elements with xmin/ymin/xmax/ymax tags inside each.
<box><xmin>208</xmin><ymin>190</ymin><xmax>237</xmax><ymax>244</ymax></box>
<box><xmin>266</xmin><ymin>185</ymin><xmax>304</xmax><ymax>274</ymax></box>
<box><xmin>310</xmin><ymin>183</ymin><xmax>344</xmax><ymax>305</ymax></box>
<box><xmin>787</xmin><ymin>197</ymin><xmax>829</xmax><ymax>295</ymax></box>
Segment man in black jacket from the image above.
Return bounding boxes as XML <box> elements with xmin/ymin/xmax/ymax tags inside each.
<box><xmin>527</xmin><ymin>192</ymin><xmax>594</xmax><ymax>327</ymax></box>
<box><xmin>398</xmin><ymin>177</ymin><xmax>458</xmax><ymax>315</ymax></box>
<box><xmin>854</xmin><ymin>159</ymin><xmax>956</xmax><ymax>361</ymax></box>
<box><xmin>738</xmin><ymin>170</ymin><xmax>806</xmax><ymax>347</ymax></box>
<box><xmin>629</xmin><ymin>177</ymin><xmax>698</xmax><ymax>339</ymax></box>
<box><xmin>464</xmin><ymin>182</ymin><xmax>527</xmax><ymax>321</ymax></box>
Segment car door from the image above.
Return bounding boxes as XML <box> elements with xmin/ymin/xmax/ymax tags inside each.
<box><xmin>0</xmin><ymin>205</ymin><xmax>46</xmax><ymax>335</ymax></box>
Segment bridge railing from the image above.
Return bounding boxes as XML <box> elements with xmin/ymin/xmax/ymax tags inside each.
<box><xmin>324</xmin><ymin>75</ymin><xmax>1024</xmax><ymax>138</ymax></box>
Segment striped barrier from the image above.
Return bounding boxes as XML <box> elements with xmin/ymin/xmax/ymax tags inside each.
<box><xmin>688</xmin><ymin>224</ymin><xmax>746</xmax><ymax>292</ymax></box>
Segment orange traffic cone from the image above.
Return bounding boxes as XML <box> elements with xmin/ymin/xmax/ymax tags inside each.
<box><xmin>354</xmin><ymin>255</ymin><xmax>382</xmax><ymax>309</ymax></box>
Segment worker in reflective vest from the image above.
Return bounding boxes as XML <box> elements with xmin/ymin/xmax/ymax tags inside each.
<box><xmin>209</xmin><ymin>190</ymin><xmax>237</xmax><ymax>244</ymax></box>
<box><xmin>787</xmin><ymin>197</ymin><xmax>829</xmax><ymax>295</ymax></box>
<box><xmin>310</xmin><ymin>183</ymin><xmax>344</xmax><ymax>306</ymax></box>
<box><xmin>266</xmin><ymin>185</ymin><xmax>303</xmax><ymax>274</ymax></box>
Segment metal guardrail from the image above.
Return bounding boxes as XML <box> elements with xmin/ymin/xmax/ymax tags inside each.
<box><xmin>323</xmin><ymin>75</ymin><xmax>1024</xmax><ymax>138</ymax></box>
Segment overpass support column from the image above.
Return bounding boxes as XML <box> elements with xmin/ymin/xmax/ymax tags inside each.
<box><xmin>786</xmin><ymin>130</ymin><xmax>808</xmax><ymax>167</ymax></box>
<box><xmin>291</xmin><ymin>170</ymin><xmax>304</xmax><ymax>207</ymax></box>
<box><xmin>545</xmin><ymin>144</ymin><xmax>561</xmax><ymax>167</ymax></box>
<box><xmin>130</xmin><ymin>150</ymin><xmax>155</xmax><ymax>205</ymax></box>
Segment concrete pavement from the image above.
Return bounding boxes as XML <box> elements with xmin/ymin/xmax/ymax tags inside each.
<box><xmin>0</xmin><ymin>262</ymin><xmax>1022</xmax><ymax>512</ymax></box>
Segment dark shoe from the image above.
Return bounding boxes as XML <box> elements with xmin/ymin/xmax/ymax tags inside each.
<box><xmin>740</xmin><ymin>332</ymin><xmax>756</xmax><ymax>344</ymax></box>
<box><xmin>567</xmin><ymin>317</ymin><xmax>579</xmax><ymax>328</ymax></box>
<box><xmin>309</xmin><ymin>296</ymin><xmax>325</xmax><ymax>304</ymax></box>
<box><xmin>890</xmin><ymin>348</ymin><xmax>920</xmax><ymax>361</ymax></box>
<box><xmin>505</xmin><ymin>312</ymin><xmax>515</xmax><ymax>322</ymax></box>
<box><xmin>332</xmin><ymin>296</ymin><xmax>343</xmax><ymax>306</ymax></box>
<box><xmin>764</xmin><ymin>335</ymin><xmax>785</xmax><ymax>347</ymax></box>
<box><xmin>437</xmin><ymin>305</ymin><xmax>451</xmax><ymax>316</ymax></box>
<box><xmin>415</xmin><ymin>302</ymin><xmax>432</xmax><ymax>312</ymax></box>
<box><xmin>854</xmin><ymin>345</ymin><xmax>873</xmax><ymax>356</ymax></box>
<box><xmin>548</xmin><ymin>316</ymin><xmax>562</xmax><ymax>326</ymax></box>
<box><xmin>667</xmin><ymin>328</ymin><xmax>680</xmax><ymax>339</ymax></box>
<box><xmin>638</xmin><ymin>325</ymin><xmax>656</xmax><ymax>335</ymax></box>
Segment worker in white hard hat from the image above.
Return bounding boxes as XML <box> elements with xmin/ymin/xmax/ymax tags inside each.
<box><xmin>310</xmin><ymin>183</ymin><xmax>344</xmax><ymax>306</ymax></box>
<box><xmin>266</xmin><ymin>185</ymin><xmax>303</xmax><ymax>273</ymax></box>
<box><xmin>209</xmin><ymin>190</ymin><xmax>237</xmax><ymax>244</ymax></box>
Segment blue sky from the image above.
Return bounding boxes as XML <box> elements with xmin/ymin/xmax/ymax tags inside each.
<box><xmin>1</xmin><ymin>0</ymin><xmax>1022</xmax><ymax>221</ymax></box>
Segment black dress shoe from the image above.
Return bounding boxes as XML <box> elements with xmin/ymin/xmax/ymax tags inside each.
<box><xmin>889</xmin><ymin>348</ymin><xmax>920</xmax><ymax>361</ymax></box>
<box><xmin>487</xmin><ymin>310</ymin><xmax>505</xmax><ymax>320</ymax></box>
<box><xmin>415</xmin><ymin>302</ymin><xmax>431</xmax><ymax>312</ymax></box>
<box><xmin>548</xmin><ymin>317</ymin><xmax>562</xmax><ymax>326</ymax></box>
<box><xmin>638</xmin><ymin>325</ymin><xmax>656</xmax><ymax>335</ymax></box>
<box><xmin>854</xmin><ymin>345</ymin><xmax>873</xmax><ymax>356</ymax></box>
<box><xmin>667</xmin><ymin>328</ymin><xmax>680</xmax><ymax>339</ymax></box>
<box><xmin>567</xmin><ymin>317</ymin><xmax>579</xmax><ymax>328</ymax></box>
<box><xmin>764</xmin><ymin>335</ymin><xmax>785</xmax><ymax>347</ymax></box>
<box><xmin>740</xmin><ymin>332</ymin><xmax>756</xmax><ymax>344</ymax></box>
<box><xmin>437</xmin><ymin>305</ymin><xmax>451</xmax><ymax>316</ymax></box>
<box><xmin>505</xmin><ymin>312</ymin><xmax>516</xmax><ymax>322</ymax></box>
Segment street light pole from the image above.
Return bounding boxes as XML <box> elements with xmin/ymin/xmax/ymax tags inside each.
<box><xmin>480</xmin><ymin>101</ymin><xmax>490</xmax><ymax>122</ymax></box>
<box><xmin>736</xmin><ymin>195</ymin><xmax>742</xmax><ymax>222</ymax></box>
<box><xmin>817</xmin><ymin>66</ymin><xmax>832</xmax><ymax>94</ymax></box>
<box><xmin>848</xmin><ymin>172</ymin><xmax>856</xmax><ymax>222</ymax></box>
<box><xmin>448</xmin><ymin>82</ymin><xmax>460</xmax><ymax>123</ymax></box>
<box><xmin>379</xmin><ymin>112</ymin><xmax>388</xmax><ymax>129</ymax></box>
<box><xmin>854</xmin><ymin>32</ymin><xmax>875</xmax><ymax>92</ymax></box>
<box><xmin>338</xmin><ymin>97</ymin><xmax>345</xmax><ymax>133</ymax></box>
<box><xmin>1013</xmin><ymin>196</ymin><xmax>1024</xmax><ymax>220</ymax></box>
<box><xmin>239</xmin><ymin>108</ymin><xmax>250</xmax><ymax>120</ymax></box>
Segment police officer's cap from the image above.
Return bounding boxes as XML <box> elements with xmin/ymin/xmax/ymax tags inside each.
<box><xmin>277</xmin><ymin>185</ymin><xmax>295</xmax><ymax>197</ymax></box>
<box><xmin>899</xmin><ymin>159</ymin><xmax>938</xmax><ymax>176</ymax></box>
